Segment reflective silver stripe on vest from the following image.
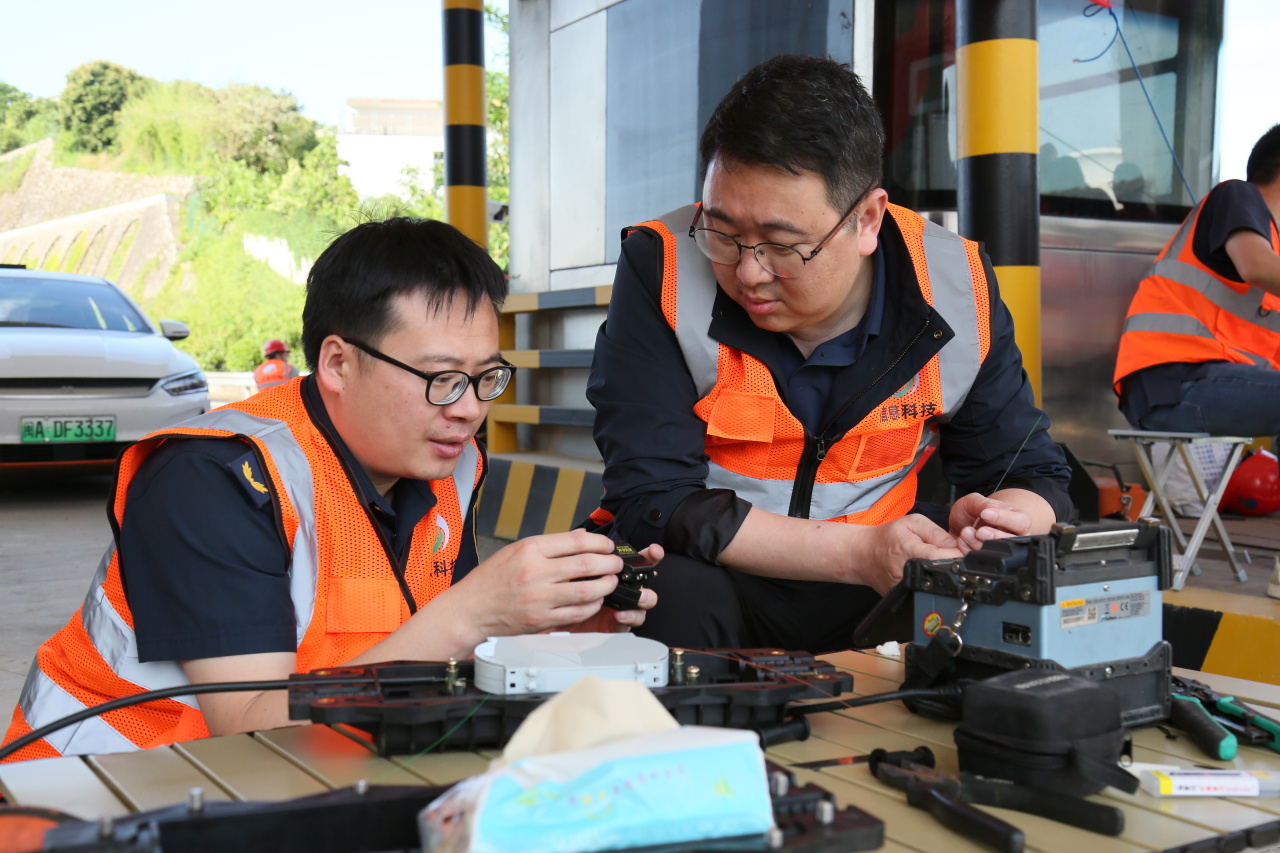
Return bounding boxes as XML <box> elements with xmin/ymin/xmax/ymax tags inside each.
<box><xmin>454</xmin><ymin>441</ymin><xmax>481</xmax><ymax>517</ymax></box>
<box><xmin>1121</xmin><ymin>311</ymin><xmax>1217</xmax><ymax>339</ymax></box>
<box><xmin>921</xmin><ymin>218</ymin><xmax>983</xmax><ymax>418</ymax></box>
<box><xmin>18</xmin><ymin>666</ymin><xmax>138</xmax><ymax>755</ymax></box>
<box><xmin>655</xmin><ymin>204</ymin><xmax>721</xmax><ymax>398</ymax></box>
<box><xmin>79</xmin><ymin>543</ymin><xmax>197</xmax><ymax>708</ymax></box>
<box><xmin>178</xmin><ymin>407</ymin><xmax>321</xmax><ymax>643</ymax></box>
<box><xmin>647</xmin><ymin>206</ymin><xmax>984</xmax><ymax>519</ymax></box>
<box><xmin>1149</xmin><ymin>199</ymin><xmax>1280</xmax><ymax>335</ymax></box>
<box><xmin>708</xmin><ymin>426</ymin><xmax>935</xmax><ymax>520</ymax></box>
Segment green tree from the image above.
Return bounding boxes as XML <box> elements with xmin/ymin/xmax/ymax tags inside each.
<box><xmin>484</xmin><ymin>3</ymin><xmax>510</xmax><ymax>269</ymax></box>
<box><xmin>214</xmin><ymin>84</ymin><xmax>317</xmax><ymax>175</ymax></box>
<box><xmin>116</xmin><ymin>80</ymin><xmax>222</xmax><ymax>173</ymax></box>
<box><xmin>60</xmin><ymin>61</ymin><xmax>149</xmax><ymax>152</ymax></box>
<box><xmin>269</xmin><ymin>129</ymin><xmax>359</xmax><ymax>225</ymax></box>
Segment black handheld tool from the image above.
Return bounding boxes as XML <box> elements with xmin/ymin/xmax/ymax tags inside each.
<box><xmin>602</xmin><ymin>542</ymin><xmax>657</xmax><ymax>610</ymax></box>
<box><xmin>868</xmin><ymin>745</ymin><xmax>1125</xmax><ymax>853</ymax></box>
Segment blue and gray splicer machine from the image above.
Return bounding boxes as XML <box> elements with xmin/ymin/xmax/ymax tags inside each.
<box><xmin>901</xmin><ymin>519</ymin><xmax>1172</xmax><ymax>725</ymax></box>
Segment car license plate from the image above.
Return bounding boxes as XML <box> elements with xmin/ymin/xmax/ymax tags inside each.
<box><xmin>20</xmin><ymin>416</ymin><xmax>117</xmax><ymax>443</ymax></box>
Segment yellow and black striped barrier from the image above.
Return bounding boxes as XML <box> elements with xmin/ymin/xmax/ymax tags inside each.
<box><xmin>501</xmin><ymin>285</ymin><xmax>613</xmax><ymax>315</ymax></box>
<box><xmin>477</xmin><ymin>456</ymin><xmax>604</xmax><ymax>540</ymax></box>
<box><xmin>957</xmin><ymin>0</ymin><xmax>1041</xmax><ymax>400</ymax></box>
<box><xmin>444</xmin><ymin>0</ymin><xmax>487</xmax><ymax>247</ymax></box>
<box><xmin>1165</xmin><ymin>589</ymin><xmax>1280</xmax><ymax>685</ymax></box>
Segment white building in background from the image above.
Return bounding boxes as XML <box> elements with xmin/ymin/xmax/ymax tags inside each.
<box><xmin>336</xmin><ymin>98</ymin><xmax>444</xmax><ymax>200</ymax></box>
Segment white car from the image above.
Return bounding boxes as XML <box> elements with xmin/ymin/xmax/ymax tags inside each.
<box><xmin>0</xmin><ymin>266</ymin><xmax>209</xmax><ymax>464</ymax></box>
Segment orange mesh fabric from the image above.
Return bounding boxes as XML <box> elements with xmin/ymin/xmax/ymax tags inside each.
<box><xmin>677</xmin><ymin>204</ymin><xmax>955</xmax><ymax>522</ymax></box>
<box><xmin>637</xmin><ymin>217</ymin><xmax>681</xmax><ymax>332</ymax></box>
<box><xmin>1116</xmin><ymin>199</ymin><xmax>1280</xmax><ymax>388</ymax></box>
<box><xmin>2</xmin><ymin>378</ymin><xmax>476</xmax><ymax>759</ymax></box>
<box><xmin>964</xmin><ymin>241</ymin><xmax>991</xmax><ymax>360</ymax></box>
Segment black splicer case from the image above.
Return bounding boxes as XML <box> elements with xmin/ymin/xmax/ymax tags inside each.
<box><xmin>953</xmin><ymin>669</ymin><xmax>1139</xmax><ymax>797</ymax></box>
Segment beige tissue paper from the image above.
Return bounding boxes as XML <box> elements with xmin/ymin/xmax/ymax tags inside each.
<box><xmin>498</xmin><ymin>675</ymin><xmax>679</xmax><ymax>765</ymax></box>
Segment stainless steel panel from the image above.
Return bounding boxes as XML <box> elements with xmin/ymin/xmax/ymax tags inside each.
<box><xmin>1039</xmin><ymin>219</ymin><xmax>1174</xmax><ymax>465</ymax></box>
<box><xmin>549</xmin><ymin>12</ymin><xmax>608</xmax><ymax>271</ymax></box>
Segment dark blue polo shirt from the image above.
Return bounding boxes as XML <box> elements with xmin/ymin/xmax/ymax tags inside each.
<box><xmin>775</xmin><ymin>248</ymin><xmax>885</xmax><ymax>432</ymax></box>
<box><xmin>119</xmin><ymin>375</ymin><xmax>477</xmax><ymax>663</ymax></box>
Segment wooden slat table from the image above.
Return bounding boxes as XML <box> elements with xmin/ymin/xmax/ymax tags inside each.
<box><xmin>4</xmin><ymin>653</ymin><xmax>1280</xmax><ymax>852</ymax></box>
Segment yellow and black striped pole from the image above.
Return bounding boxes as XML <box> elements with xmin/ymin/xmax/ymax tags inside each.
<box><xmin>956</xmin><ymin>1</ymin><xmax>1041</xmax><ymax>400</ymax></box>
<box><xmin>443</xmin><ymin>0</ymin><xmax>487</xmax><ymax>248</ymax></box>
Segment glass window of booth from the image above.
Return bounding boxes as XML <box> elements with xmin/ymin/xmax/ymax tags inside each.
<box><xmin>874</xmin><ymin>0</ymin><xmax>1223</xmax><ymax>222</ymax></box>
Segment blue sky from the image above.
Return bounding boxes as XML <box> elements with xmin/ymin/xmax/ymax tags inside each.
<box><xmin>0</xmin><ymin>0</ymin><xmax>508</xmax><ymax>126</ymax></box>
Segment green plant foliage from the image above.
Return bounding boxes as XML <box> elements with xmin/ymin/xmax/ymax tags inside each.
<box><xmin>268</xmin><ymin>130</ymin><xmax>359</xmax><ymax>225</ymax></box>
<box><xmin>199</xmin><ymin>159</ymin><xmax>281</xmax><ymax>226</ymax></box>
<box><xmin>115</xmin><ymin>80</ymin><xmax>222</xmax><ymax>173</ymax></box>
<box><xmin>146</xmin><ymin>226</ymin><xmax>305</xmax><ymax>371</ymax></box>
<box><xmin>105</xmin><ymin>221</ymin><xmax>139</xmax><ymax>282</ymax></box>
<box><xmin>0</xmin><ymin>147</ymin><xmax>35</xmax><ymax>194</ymax></box>
<box><xmin>62</xmin><ymin>231</ymin><xmax>90</xmax><ymax>272</ymax></box>
<box><xmin>214</xmin><ymin>84</ymin><xmax>317</xmax><ymax>175</ymax></box>
<box><xmin>61</xmin><ymin>61</ymin><xmax>150</xmax><ymax>153</ymax></box>
<box><xmin>0</xmin><ymin>83</ymin><xmax>59</xmax><ymax>154</ymax></box>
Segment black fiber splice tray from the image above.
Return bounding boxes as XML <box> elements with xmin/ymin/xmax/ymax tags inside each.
<box><xmin>38</xmin><ymin>765</ymin><xmax>884</xmax><ymax>853</ymax></box>
<box><xmin>288</xmin><ymin>650</ymin><xmax>853</xmax><ymax>756</ymax></box>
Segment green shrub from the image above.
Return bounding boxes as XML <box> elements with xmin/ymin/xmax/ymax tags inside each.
<box><xmin>0</xmin><ymin>147</ymin><xmax>34</xmax><ymax>194</ymax></box>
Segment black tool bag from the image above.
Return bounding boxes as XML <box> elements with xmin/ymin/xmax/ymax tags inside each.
<box><xmin>953</xmin><ymin>668</ymin><xmax>1139</xmax><ymax>797</ymax></box>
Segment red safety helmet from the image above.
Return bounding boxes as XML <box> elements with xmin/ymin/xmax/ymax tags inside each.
<box><xmin>1221</xmin><ymin>449</ymin><xmax>1280</xmax><ymax>516</ymax></box>
<box><xmin>263</xmin><ymin>339</ymin><xmax>289</xmax><ymax>357</ymax></box>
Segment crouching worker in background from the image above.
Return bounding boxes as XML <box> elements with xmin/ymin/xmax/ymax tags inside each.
<box><xmin>2</xmin><ymin>218</ymin><xmax>658</xmax><ymax>763</ymax></box>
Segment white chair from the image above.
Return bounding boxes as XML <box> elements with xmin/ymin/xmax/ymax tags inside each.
<box><xmin>1109</xmin><ymin>429</ymin><xmax>1251</xmax><ymax>590</ymax></box>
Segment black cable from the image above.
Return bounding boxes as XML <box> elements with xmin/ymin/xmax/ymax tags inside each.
<box><xmin>789</xmin><ymin>685</ymin><xmax>964</xmax><ymax>718</ymax></box>
<box><xmin>0</xmin><ymin>674</ymin><xmax>443</xmax><ymax>762</ymax></box>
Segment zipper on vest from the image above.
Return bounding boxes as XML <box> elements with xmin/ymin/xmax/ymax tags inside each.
<box><xmin>787</xmin><ymin>316</ymin><xmax>932</xmax><ymax>519</ymax></box>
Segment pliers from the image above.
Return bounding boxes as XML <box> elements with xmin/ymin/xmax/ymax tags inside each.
<box><xmin>1171</xmin><ymin>675</ymin><xmax>1280</xmax><ymax>760</ymax></box>
<box><xmin>868</xmin><ymin>746</ymin><xmax>1125</xmax><ymax>853</ymax></box>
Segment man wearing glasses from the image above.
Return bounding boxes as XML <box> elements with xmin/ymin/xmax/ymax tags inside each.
<box><xmin>587</xmin><ymin>55</ymin><xmax>1069</xmax><ymax>652</ymax></box>
<box><xmin>4</xmin><ymin>218</ymin><xmax>657</xmax><ymax>761</ymax></box>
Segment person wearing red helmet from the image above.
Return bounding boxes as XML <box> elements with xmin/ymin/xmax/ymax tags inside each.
<box><xmin>254</xmin><ymin>339</ymin><xmax>300</xmax><ymax>390</ymax></box>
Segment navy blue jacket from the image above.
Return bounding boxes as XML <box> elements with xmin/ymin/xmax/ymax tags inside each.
<box><xmin>587</xmin><ymin>210</ymin><xmax>1072</xmax><ymax>561</ymax></box>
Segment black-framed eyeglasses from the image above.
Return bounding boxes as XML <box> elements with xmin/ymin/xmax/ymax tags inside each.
<box><xmin>688</xmin><ymin>192</ymin><xmax>866</xmax><ymax>279</ymax></box>
<box><xmin>346</xmin><ymin>339</ymin><xmax>515</xmax><ymax>406</ymax></box>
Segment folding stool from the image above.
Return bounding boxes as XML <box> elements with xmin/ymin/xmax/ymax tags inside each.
<box><xmin>1108</xmin><ymin>430</ymin><xmax>1251</xmax><ymax>590</ymax></box>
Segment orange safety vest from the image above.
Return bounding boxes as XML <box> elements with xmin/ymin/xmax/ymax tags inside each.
<box><xmin>629</xmin><ymin>203</ymin><xmax>991</xmax><ymax>524</ymax></box>
<box><xmin>255</xmin><ymin>358</ymin><xmax>299</xmax><ymax>390</ymax></box>
<box><xmin>2</xmin><ymin>378</ymin><xmax>482</xmax><ymax>762</ymax></box>
<box><xmin>1114</xmin><ymin>184</ymin><xmax>1280</xmax><ymax>392</ymax></box>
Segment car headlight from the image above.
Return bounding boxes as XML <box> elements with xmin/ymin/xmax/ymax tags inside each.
<box><xmin>162</xmin><ymin>370</ymin><xmax>208</xmax><ymax>396</ymax></box>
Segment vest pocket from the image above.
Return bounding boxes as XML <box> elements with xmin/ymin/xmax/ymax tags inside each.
<box><xmin>704</xmin><ymin>390</ymin><xmax>778</xmax><ymax>474</ymax></box>
<box><xmin>326</xmin><ymin>578</ymin><xmax>410</xmax><ymax>634</ymax></box>
<box><xmin>847</xmin><ymin>421</ymin><xmax>925</xmax><ymax>480</ymax></box>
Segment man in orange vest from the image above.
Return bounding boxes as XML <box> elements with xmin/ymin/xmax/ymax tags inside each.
<box><xmin>587</xmin><ymin>56</ymin><xmax>1070</xmax><ymax>652</ymax></box>
<box><xmin>254</xmin><ymin>338</ymin><xmax>299</xmax><ymax>390</ymax></box>
<box><xmin>3</xmin><ymin>218</ymin><xmax>658</xmax><ymax>762</ymax></box>
<box><xmin>1114</xmin><ymin>124</ymin><xmax>1280</xmax><ymax>438</ymax></box>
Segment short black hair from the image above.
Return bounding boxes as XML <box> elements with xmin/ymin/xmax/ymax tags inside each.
<box><xmin>301</xmin><ymin>218</ymin><xmax>507</xmax><ymax>370</ymax></box>
<box><xmin>1247</xmin><ymin>124</ymin><xmax>1280</xmax><ymax>185</ymax></box>
<box><xmin>698</xmin><ymin>54</ymin><xmax>884</xmax><ymax>213</ymax></box>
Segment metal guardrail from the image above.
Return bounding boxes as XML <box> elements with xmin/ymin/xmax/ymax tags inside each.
<box><xmin>204</xmin><ymin>371</ymin><xmax>256</xmax><ymax>404</ymax></box>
